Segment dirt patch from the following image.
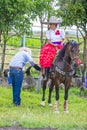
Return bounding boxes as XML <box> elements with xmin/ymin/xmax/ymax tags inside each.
<box><xmin>0</xmin><ymin>126</ymin><xmax>56</xmax><ymax>130</ymax></box>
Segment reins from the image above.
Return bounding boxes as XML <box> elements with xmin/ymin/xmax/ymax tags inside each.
<box><xmin>54</xmin><ymin>56</ymin><xmax>76</xmax><ymax>76</ymax></box>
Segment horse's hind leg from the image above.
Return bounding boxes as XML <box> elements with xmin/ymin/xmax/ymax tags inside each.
<box><xmin>41</xmin><ymin>80</ymin><xmax>47</xmax><ymax>106</ymax></box>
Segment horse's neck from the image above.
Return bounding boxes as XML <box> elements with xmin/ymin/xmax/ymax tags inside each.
<box><xmin>54</xmin><ymin>56</ymin><xmax>72</xmax><ymax>71</ymax></box>
<box><xmin>63</xmin><ymin>56</ymin><xmax>74</xmax><ymax>71</ymax></box>
<box><xmin>63</xmin><ymin>56</ymin><xmax>71</xmax><ymax>64</ymax></box>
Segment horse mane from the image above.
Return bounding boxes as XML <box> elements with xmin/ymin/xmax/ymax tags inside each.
<box><xmin>57</xmin><ymin>40</ymin><xmax>78</xmax><ymax>61</ymax></box>
<box><xmin>57</xmin><ymin>43</ymin><xmax>69</xmax><ymax>61</ymax></box>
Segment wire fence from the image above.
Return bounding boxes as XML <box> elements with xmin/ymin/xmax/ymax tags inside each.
<box><xmin>0</xmin><ymin>26</ymin><xmax>83</xmax><ymax>70</ymax></box>
<box><xmin>0</xmin><ymin>36</ymin><xmax>44</xmax><ymax>71</ymax></box>
<box><xmin>0</xmin><ymin>34</ymin><xmax>84</xmax><ymax>91</ymax></box>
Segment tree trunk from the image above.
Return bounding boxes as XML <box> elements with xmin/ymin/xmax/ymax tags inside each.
<box><xmin>1</xmin><ymin>39</ymin><xmax>7</xmax><ymax>75</ymax></box>
<box><xmin>40</xmin><ymin>21</ymin><xmax>43</xmax><ymax>47</ymax></box>
<box><xmin>82</xmin><ymin>37</ymin><xmax>87</xmax><ymax>82</ymax></box>
<box><xmin>0</xmin><ymin>32</ymin><xmax>2</xmax><ymax>77</ymax></box>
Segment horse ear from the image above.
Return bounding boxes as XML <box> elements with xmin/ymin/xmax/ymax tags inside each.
<box><xmin>66</xmin><ymin>41</ymin><xmax>71</xmax><ymax>51</ymax></box>
<box><xmin>67</xmin><ymin>40</ymin><xmax>70</xmax><ymax>44</ymax></box>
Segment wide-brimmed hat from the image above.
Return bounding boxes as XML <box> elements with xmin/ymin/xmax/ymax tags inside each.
<box><xmin>43</xmin><ymin>16</ymin><xmax>62</xmax><ymax>24</ymax></box>
<box><xmin>19</xmin><ymin>47</ymin><xmax>32</xmax><ymax>56</ymax></box>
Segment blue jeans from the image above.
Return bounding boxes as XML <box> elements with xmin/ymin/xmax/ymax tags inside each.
<box><xmin>10</xmin><ymin>68</ymin><xmax>23</xmax><ymax>105</ymax></box>
<box><xmin>7</xmin><ymin>74</ymin><xmax>12</xmax><ymax>85</ymax></box>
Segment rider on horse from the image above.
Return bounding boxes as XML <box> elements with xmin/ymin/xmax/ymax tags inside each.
<box><xmin>40</xmin><ymin>16</ymin><xmax>66</xmax><ymax>80</ymax></box>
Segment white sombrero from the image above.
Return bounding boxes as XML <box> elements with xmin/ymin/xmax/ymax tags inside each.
<box><xmin>19</xmin><ymin>47</ymin><xmax>32</xmax><ymax>56</ymax></box>
<box><xmin>43</xmin><ymin>16</ymin><xmax>62</xmax><ymax>24</ymax></box>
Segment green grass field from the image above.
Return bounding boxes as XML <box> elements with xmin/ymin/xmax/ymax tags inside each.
<box><xmin>0</xmin><ymin>86</ymin><xmax>87</xmax><ymax>130</ymax></box>
<box><xmin>0</xmin><ymin>36</ymin><xmax>86</xmax><ymax>130</ymax></box>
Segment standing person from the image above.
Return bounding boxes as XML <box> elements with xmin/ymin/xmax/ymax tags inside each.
<box><xmin>40</xmin><ymin>16</ymin><xmax>66</xmax><ymax>80</ymax></box>
<box><xmin>9</xmin><ymin>47</ymin><xmax>41</xmax><ymax>106</ymax></box>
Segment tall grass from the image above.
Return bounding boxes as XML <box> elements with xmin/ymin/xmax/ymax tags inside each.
<box><xmin>7</xmin><ymin>36</ymin><xmax>83</xmax><ymax>50</ymax></box>
<box><xmin>0</xmin><ymin>86</ymin><xmax>87</xmax><ymax>130</ymax></box>
<box><xmin>7</xmin><ymin>36</ymin><xmax>41</xmax><ymax>48</ymax></box>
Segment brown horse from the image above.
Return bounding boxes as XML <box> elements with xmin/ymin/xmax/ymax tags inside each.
<box><xmin>41</xmin><ymin>40</ymin><xmax>80</xmax><ymax>113</ymax></box>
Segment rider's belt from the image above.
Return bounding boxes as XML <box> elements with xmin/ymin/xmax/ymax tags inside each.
<box><xmin>52</xmin><ymin>41</ymin><xmax>61</xmax><ymax>44</ymax></box>
<box><xmin>10</xmin><ymin>66</ymin><xmax>22</xmax><ymax>70</ymax></box>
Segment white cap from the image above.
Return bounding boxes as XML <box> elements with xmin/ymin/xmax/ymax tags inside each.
<box><xmin>19</xmin><ymin>47</ymin><xmax>32</xmax><ymax>56</ymax></box>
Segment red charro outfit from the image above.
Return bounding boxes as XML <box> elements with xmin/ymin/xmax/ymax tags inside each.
<box><xmin>39</xmin><ymin>28</ymin><xmax>65</xmax><ymax>68</ymax></box>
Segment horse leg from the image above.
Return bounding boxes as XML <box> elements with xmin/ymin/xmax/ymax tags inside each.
<box><xmin>54</xmin><ymin>84</ymin><xmax>60</xmax><ymax>113</ymax></box>
<box><xmin>41</xmin><ymin>80</ymin><xmax>47</xmax><ymax>106</ymax></box>
<box><xmin>64</xmin><ymin>87</ymin><xmax>69</xmax><ymax>113</ymax></box>
<box><xmin>48</xmin><ymin>81</ymin><xmax>54</xmax><ymax>106</ymax></box>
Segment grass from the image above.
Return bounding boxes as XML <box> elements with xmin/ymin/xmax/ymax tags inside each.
<box><xmin>7</xmin><ymin>36</ymin><xmax>41</xmax><ymax>48</ymax></box>
<box><xmin>0</xmin><ymin>36</ymin><xmax>86</xmax><ymax>129</ymax></box>
<box><xmin>7</xmin><ymin>36</ymin><xmax>84</xmax><ymax>50</ymax></box>
<box><xmin>0</xmin><ymin>86</ymin><xmax>87</xmax><ymax>130</ymax></box>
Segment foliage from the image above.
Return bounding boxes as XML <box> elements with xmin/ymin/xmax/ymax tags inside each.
<box><xmin>0</xmin><ymin>0</ymin><xmax>37</xmax><ymax>73</ymax></box>
<box><xmin>0</xmin><ymin>87</ymin><xmax>87</xmax><ymax>130</ymax></box>
<box><xmin>0</xmin><ymin>0</ymin><xmax>55</xmax><ymax>73</ymax></box>
<box><xmin>33</xmin><ymin>0</ymin><xmax>56</xmax><ymax>19</ymax></box>
<box><xmin>57</xmin><ymin>0</ymin><xmax>86</xmax><ymax>32</ymax></box>
<box><xmin>32</xmin><ymin>0</ymin><xmax>56</xmax><ymax>46</ymax></box>
<box><xmin>0</xmin><ymin>0</ymin><xmax>55</xmax><ymax>40</ymax></box>
<box><xmin>0</xmin><ymin>0</ymin><xmax>36</xmax><ymax>38</ymax></box>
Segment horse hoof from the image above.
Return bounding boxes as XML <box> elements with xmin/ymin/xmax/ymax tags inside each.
<box><xmin>41</xmin><ymin>101</ymin><xmax>45</xmax><ymax>106</ymax></box>
<box><xmin>54</xmin><ymin>110</ymin><xmax>60</xmax><ymax>114</ymax></box>
<box><xmin>64</xmin><ymin>110</ymin><xmax>69</xmax><ymax>114</ymax></box>
<box><xmin>49</xmin><ymin>103</ymin><xmax>52</xmax><ymax>107</ymax></box>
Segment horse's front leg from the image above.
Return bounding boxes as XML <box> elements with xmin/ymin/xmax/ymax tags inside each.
<box><xmin>41</xmin><ymin>80</ymin><xmax>47</xmax><ymax>106</ymax></box>
<box><xmin>48</xmin><ymin>80</ymin><xmax>54</xmax><ymax>106</ymax></box>
<box><xmin>54</xmin><ymin>84</ymin><xmax>60</xmax><ymax>113</ymax></box>
<box><xmin>64</xmin><ymin>86</ymin><xmax>70</xmax><ymax>113</ymax></box>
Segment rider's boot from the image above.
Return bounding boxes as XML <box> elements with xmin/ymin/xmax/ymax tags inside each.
<box><xmin>42</xmin><ymin>68</ymin><xmax>45</xmax><ymax>76</ymax></box>
<box><xmin>43</xmin><ymin>68</ymin><xmax>48</xmax><ymax>81</ymax></box>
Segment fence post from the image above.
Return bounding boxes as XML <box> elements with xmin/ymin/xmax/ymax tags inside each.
<box><xmin>0</xmin><ymin>40</ymin><xmax>6</xmax><ymax>76</ymax></box>
<box><xmin>37</xmin><ymin>72</ymin><xmax>42</xmax><ymax>92</ymax></box>
<box><xmin>21</xmin><ymin>35</ymin><xmax>25</xmax><ymax>47</ymax></box>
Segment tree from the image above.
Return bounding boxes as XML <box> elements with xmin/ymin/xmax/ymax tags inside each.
<box><xmin>0</xmin><ymin>0</ymin><xmax>36</xmax><ymax>75</ymax></box>
<box><xmin>56</xmin><ymin>0</ymin><xmax>87</xmax><ymax>83</ymax></box>
<box><xmin>0</xmin><ymin>0</ymin><xmax>57</xmax><ymax>76</ymax></box>
<box><xmin>33</xmin><ymin>0</ymin><xmax>56</xmax><ymax>46</ymax></box>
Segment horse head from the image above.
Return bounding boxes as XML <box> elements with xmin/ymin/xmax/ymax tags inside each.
<box><xmin>64</xmin><ymin>40</ymin><xmax>80</xmax><ymax>66</ymax></box>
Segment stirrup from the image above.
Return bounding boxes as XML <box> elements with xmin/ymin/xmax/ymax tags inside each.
<box><xmin>43</xmin><ymin>76</ymin><xmax>47</xmax><ymax>81</ymax></box>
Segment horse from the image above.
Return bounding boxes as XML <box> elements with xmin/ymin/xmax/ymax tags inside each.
<box><xmin>41</xmin><ymin>40</ymin><xmax>80</xmax><ymax>113</ymax></box>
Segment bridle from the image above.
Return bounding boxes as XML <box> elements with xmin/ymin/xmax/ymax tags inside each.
<box><xmin>63</xmin><ymin>44</ymin><xmax>79</xmax><ymax>67</ymax></box>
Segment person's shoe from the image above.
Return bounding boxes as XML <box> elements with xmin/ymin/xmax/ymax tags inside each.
<box><xmin>13</xmin><ymin>103</ymin><xmax>21</xmax><ymax>106</ymax></box>
<box><xmin>15</xmin><ymin>104</ymin><xmax>21</xmax><ymax>106</ymax></box>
